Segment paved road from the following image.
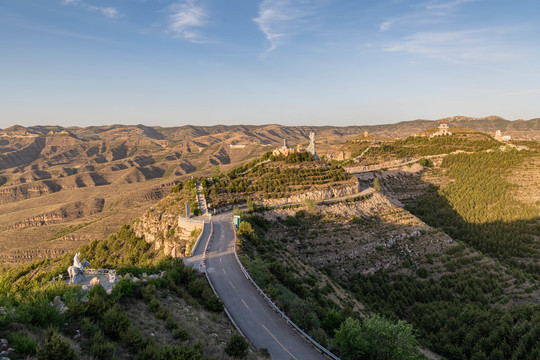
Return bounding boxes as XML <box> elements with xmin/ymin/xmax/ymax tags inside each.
<box><xmin>200</xmin><ymin>212</ymin><xmax>328</xmax><ymax>360</ymax></box>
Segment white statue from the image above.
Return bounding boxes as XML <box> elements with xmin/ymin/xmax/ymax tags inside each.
<box><xmin>68</xmin><ymin>252</ymin><xmax>90</xmax><ymax>284</ymax></box>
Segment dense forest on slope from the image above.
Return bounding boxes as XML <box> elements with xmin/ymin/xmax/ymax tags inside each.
<box><xmin>406</xmin><ymin>150</ymin><xmax>540</xmax><ymax>274</ymax></box>
<box><xmin>348</xmin><ymin>130</ymin><xmax>500</xmax><ymax>161</ymax></box>
<box><xmin>235</xmin><ymin>209</ymin><xmax>424</xmax><ymax>360</ymax></box>
<box><xmin>246</xmin><ymin>204</ymin><xmax>540</xmax><ymax>360</ymax></box>
<box><xmin>351</xmin><ymin>272</ymin><xmax>539</xmax><ymax>360</ymax></box>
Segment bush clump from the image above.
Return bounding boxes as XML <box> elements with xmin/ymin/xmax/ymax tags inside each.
<box><xmin>90</xmin><ymin>331</ymin><xmax>117</xmax><ymax>360</ymax></box>
<box><xmin>37</xmin><ymin>328</ymin><xmax>77</xmax><ymax>360</ymax></box>
<box><xmin>101</xmin><ymin>304</ymin><xmax>131</xmax><ymax>340</ymax></box>
<box><xmin>173</xmin><ymin>327</ymin><xmax>191</xmax><ymax>341</ymax></box>
<box><xmin>110</xmin><ymin>278</ymin><xmax>135</xmax><ymax>300</ymax></box>
<box><xmin>9</xmin><ymin>331</ymin><xmax>38</xmax><ymax>356</ymax></box>
<box><xmin>225</xmin><ymin>334</ymin><xmax>249</xmax><ymax>358</ymax></box>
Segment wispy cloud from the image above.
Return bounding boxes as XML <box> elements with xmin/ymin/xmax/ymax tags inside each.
<box><xmin>167</xmin><ymin>0</ymin><xmax>208</xmax><ymax>43</ymax></box>
<box><xmin>376</xmin><ymin>0</ymin><xmax>521</xmax><ymax>65</ymax></box>
<box><xmin>380</xmin><ymin>0</ymin><xmax>477</xmax><ymax>32</ymax></box>
<box><xmin>382</xmin><ymin>27</ymin><xmax>518</xmax><ymax>64</ymax></box>
<box><xmin>62</xmin><ymin>0</ymin><xmax>121</xmax><ymax>19</ymax></box>
<box><xmin>254</xmin><ymin>0</ymin><xmax>327</xmax><ymax>54</ymax></box>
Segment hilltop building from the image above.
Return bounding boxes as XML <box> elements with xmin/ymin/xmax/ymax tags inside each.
<box><xmin>272</xmin><ymin>132</ymin><xmax>319</xmax><ymax>160</ymax></box>
<box><xmin>272</xmin><ymin>138</ymin><xmax>295</xmax><ymax>157</ymax></box>
<box><xmin>495</xmin><ymin>130</ymin><xmax>511</xmax><ymax>141</ymax></box>
<box><xmin>430</xmin><ymin>120</ymin><xmax>452</xmax><ymax>137</ymax></box>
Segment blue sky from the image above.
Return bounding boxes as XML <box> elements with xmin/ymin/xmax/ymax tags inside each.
<box><xmin>1</xmin><ymin>0</ymin><xmax>539</xmax><ymax>127</ymax></box>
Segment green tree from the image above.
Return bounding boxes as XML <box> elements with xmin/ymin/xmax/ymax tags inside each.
<box><xmin>373</xmin><ymin>178</ymin><xmax>381</xmax><ymax>192</ymax></box>
<box><xmin>37</xmin><ymin>328</ymin><xmax>77</xmax><ymax>360</ymax></box>
<box><xmin>225</xmin><ymin>334</ymin><xmax>249</xmax><ymax>358</ymax></box>
<box><xmin>419</xmin><ymin>158</ymin><xmax>433</xmax><ymax>167</ymax></box>
<box><xmin>237</xmin><ymin>221</ymin><xmax>255</xmax><ymax>239</ymax></box>
<box><xmin>334</xmin><ymin>316</ymin><xmax>420</xmax><ymax>360</ymax></box>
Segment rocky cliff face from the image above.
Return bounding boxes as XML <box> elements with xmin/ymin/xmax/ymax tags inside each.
<box><xmin>133</xmin><ymin>207</ymin><xmax>203</xmax><ymax>258</ymax></box>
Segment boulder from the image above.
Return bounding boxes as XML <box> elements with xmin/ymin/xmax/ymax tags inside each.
<box><xmin>90</xmin><ymin>277</ymin><xmax>100</xmax><ymax>287</ymax></box>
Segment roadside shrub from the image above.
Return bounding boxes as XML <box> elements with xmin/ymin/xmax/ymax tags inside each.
<box><xmin>167</xmin><ymin>265</ymin><xmax>196</xmax><ymax>286</ymax></box>
<box><xmin>37</xmin><ymin>328</ymin><xmax>77</xmax><ymax>360</ymax></box>
<box><xmin>187</xmin><ymin>279</ymin><xmax>207</xmax><ymax>298</ymax></box>
<box><xmin>161</xmin><ymin>345</ymin><xmax>204</xmax><ymax>360</ymax></box>
<box><xmin>322</xmin><ymin>309</ymin><xmax>344</xmax><ymax>335</ymax></box>
<box><xmin>237</xmin><ymin>221</ymin><xmax>255</xmax><ymax>239</ymax></box>
<box><xmin>259</xmin><ymin>348</ymin><xmax>271</xmax><ymax>358</ymax></box>
<box><xmin>9</xmin><ymin>331</ymin><xmax>37</xmax><ymax>356</ymax></box>
<box><xmin>225</xmin><ymin>334</ymin><xmax>249</xmax><ymax>358</ymax></box>
<box><xmin>334</xmin><ymin>316</ymin><xmax>419</xmax><ymax>360</ymax></box>
<box><xmin>173</xmin><ymin>327</ymin><xmax>190</xmax><ymax>341</ymax></box>
<box><xmin>205</xmin><ymin>295</ymin><xmax>224</xmax><ymax>313</ymax></box>
<box><xmin>101</xmin><ymin>304</ymin><xmax>131</xmax><ymax>339</ymax></box>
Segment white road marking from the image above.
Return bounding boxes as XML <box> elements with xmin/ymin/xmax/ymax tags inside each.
<box><xmin>241</xmin><ymin>298</ymin><xmax>250</xmax><ymax>310</ymax></box>
<box><xmin>223</xmin><ymin>268</ymin><xmax>227</xmax><ymax>275</ymax></box>
<box><xmin>262</xmin><ymin>324</ymin><xmax>298</xmax><ymax>360</ymax></box>
<box><xmin>229</xmin><ymin>281</ymin><xmax>235</xmax><ymax>289</ymax></box>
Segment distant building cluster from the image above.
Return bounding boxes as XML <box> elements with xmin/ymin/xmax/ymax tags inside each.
<box><xmin>430</xmin><ymin>120</ymin><xmax>452</xmax><ymax>137</ymax></box>
<box><xmin>494</xmin><ymin>130</ymin><xmax>511</xmax><ymax>141</ymax></box>
<box><xmin>273</xmin><ymin>132</ymin><xmax>319</xmax><ymax>160</ymax></box>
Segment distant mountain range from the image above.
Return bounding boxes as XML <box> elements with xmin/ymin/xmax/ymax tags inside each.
<box><xmin>2</xmin><ymin>115</ymin><xmax>538</xmax><ymax>142</ymax></box>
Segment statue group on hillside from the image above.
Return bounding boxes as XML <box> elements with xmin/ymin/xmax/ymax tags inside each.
<box><xmin>68</xmin><ymin>252</ymin><xmax>90</xmax><ymax>284</ymax></box>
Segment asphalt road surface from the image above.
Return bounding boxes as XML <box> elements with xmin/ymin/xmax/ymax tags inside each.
<box><xmin>202</xmin><ymin>212</ymin><xmax>328</xmax><ymax>360</ymax></box>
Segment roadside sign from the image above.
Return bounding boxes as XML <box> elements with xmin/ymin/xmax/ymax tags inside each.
<box><xmin>233</xmin><ymin>215</ymin><xmax>241</xmax><ymax>229</ymax></box>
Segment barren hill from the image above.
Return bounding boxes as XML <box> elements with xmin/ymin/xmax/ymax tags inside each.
<box><xmin>1</xmin><ymin>118</ymin><xmax>537</xmax><ymax>266</ymax></box>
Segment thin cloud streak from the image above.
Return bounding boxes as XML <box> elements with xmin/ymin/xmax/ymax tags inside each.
<box><xmin>254</xmin><ymin>0</ymin><xmax>326</xmax><ymax>54</ymax></box>
<box><xmin>62</xmin><ymin>0</ymin><xmax>122</xmax><ymax>19</ymax></box>
<box><xmin>379</xmin><ymin>0</ymin><xmax>477</xmax><ymax>32</ymax></box>
<box><xmin>167</xmin><ymin>0</ymin><xmax>208</xmax><ymax>43</ymax></box>
<box><xmin>382</xmin><ymin>27</ymin><xmax>518</xmax><ymax>64</ymax></box>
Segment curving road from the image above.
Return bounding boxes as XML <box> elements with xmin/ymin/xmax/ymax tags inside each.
<box><xmin>193</xmin><ymin>211</ymin><xmax>328</xmax><ymax>360</ymax></box>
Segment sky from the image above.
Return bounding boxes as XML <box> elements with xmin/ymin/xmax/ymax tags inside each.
<box><xmin>1</xmin><ymin>0</ymin><xmax>540</xmax><ymax>128</ymax></box>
